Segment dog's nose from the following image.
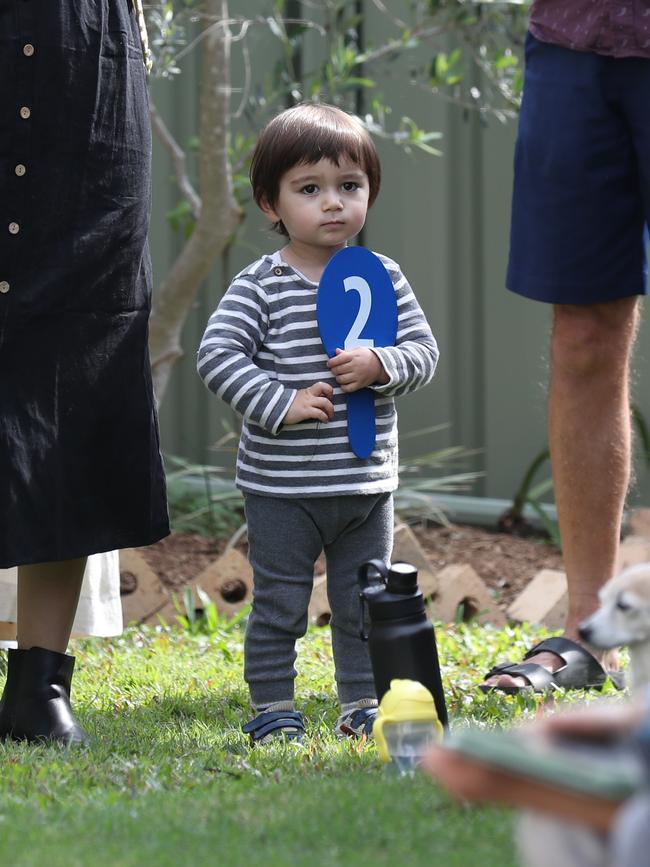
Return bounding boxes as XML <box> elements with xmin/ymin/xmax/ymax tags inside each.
<box><xmin>578</xmin><ymin>623</ymin><xmax>592</xmax><ymax>643</ymax></box>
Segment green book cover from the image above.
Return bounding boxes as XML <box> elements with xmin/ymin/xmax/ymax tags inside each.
<box><xmin>445</xmin><ymin>727</ymin><xmax>646</xmax><ymax>801</ymax></box>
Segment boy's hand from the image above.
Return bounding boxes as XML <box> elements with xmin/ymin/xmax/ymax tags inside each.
<box><xmin>284</xmin><ymin>381</ymin><xmax>334</xmax><ymax>425</ymax></box>
<box><xmin>327</xmin><ymin>348</ymin><xmax>389</xmax><ymax>392</ymax></box>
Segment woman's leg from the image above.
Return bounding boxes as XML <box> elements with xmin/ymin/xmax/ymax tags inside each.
<box><xmin>0</xmin><ymin>623</ymin><xmax>16</xmax><ymax>641</ymax></box>
<box><xmin>0</xmin><ymin>558</ymin><xmax>89</xmax><ymax>744</ymax></box>
<box><xmin>0</xmin><ymin>559</ymin><xmax>86</xmax><ymax>645</ymax></box>
<box><xmin>17</xmin><ymin>558</ymin><xmax>86</xmax><ymax>651</ymax></box>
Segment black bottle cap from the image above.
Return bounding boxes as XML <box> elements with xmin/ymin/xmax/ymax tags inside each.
<box><xmin>386</xmin><ymin>562</ymin><xmax>418</xmax><ymax>594</ymax></box>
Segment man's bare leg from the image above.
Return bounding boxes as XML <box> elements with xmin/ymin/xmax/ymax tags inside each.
<box><xmin>17</xmin><ymin>558</ymin><xmax>86</xmax><ymax>653</ymax></box>
<box><xmin>484</xmin><ymin>296</ymin><xmax>639</xmax><ymax>690</ymax></box>
<box><xmin>552</xmin><ymin>299</ymin><xmax>638</xmax><ymax>632</ymax></box>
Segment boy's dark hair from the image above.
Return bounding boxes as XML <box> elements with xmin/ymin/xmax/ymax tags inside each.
<box><xmin>250</xmin><ymin>102</ymin><xmax>381</xmax><ymax>236</ymax></box>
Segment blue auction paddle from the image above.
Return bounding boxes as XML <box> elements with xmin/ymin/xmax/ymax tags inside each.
<box><xmin>317</xmin><ymin>247</ymin><xmax>398</xmax><ymax>459</ymax></box>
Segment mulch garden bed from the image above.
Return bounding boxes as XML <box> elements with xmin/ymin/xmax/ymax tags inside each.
<box><xmin>137</xmin><ymin>523</ymin><xmax>563</xmax><ymax>616</ymax></box>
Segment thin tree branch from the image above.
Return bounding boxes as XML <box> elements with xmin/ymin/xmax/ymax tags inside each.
<box><xmin>233</xmin><ymin>30</ymin><xmax>252</xmax><ymax>118</ymax></box>
<box><xmin>357</xmin><ymin>22</ymin><xmax>451</xmax><ymax>66</ymax></box>
<box><xmin>149</xmin><ymin>0</ymin><xmax>243</xmax><ymax>401</ymax></box>
<box><xmin>149</xmin><ymin>100</ymin><xmax>202</xmax><ymax>219</ymax></box>
<box><xmin>170</xmin><ymin>14</ymin><xmax>326</xmax><ymax>67</ymax></box>
<box><xmin>369</xmin><ymin>0</ymin><xmax>408</xmax><ymax>30</ymax></box>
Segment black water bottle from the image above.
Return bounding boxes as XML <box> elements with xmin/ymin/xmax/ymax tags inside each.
<box><xmin>359</xmin><ymin>559</ymin><xmax>448</xmax><ymax>728</ymax></box>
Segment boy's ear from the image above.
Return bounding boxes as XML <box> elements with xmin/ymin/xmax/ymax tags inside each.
<box><xmin>259</xmin><ymin>195</ymin><xmax>280</xmax><ymax>223</ymax></box>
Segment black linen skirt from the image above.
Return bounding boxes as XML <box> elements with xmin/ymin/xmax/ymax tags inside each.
<box><xmin>0</xmin><ymin>0</ymin><xmax>169</xmax><ymax>568</ymax></box>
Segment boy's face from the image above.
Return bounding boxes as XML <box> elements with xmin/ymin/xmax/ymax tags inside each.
<box><xmin>261</xmin><ymin>156</ymin><xmax>370</xmax><ymax>253</ymax></box>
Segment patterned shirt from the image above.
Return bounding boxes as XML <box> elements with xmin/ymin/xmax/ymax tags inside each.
<box><xmin>530</xmin><ymin>0</ymin><xmax>650</xmax><ymax>58</ymax></box>
<box><xmin>197</xmin><ymin>252</ymin><xmax>439</xmax><ymax>498</ymax></box>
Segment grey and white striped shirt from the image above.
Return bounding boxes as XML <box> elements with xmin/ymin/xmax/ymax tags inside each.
<box><xmin>197</xmin><ymin>251</ymin><xmax>438</xmax><ymax>497</ymax></box>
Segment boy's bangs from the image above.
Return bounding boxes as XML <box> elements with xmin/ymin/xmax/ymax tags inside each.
<box><xmin>288</xmin><ymin>125</ymin><xmax>368</xmax><ymax>171</ymax></box>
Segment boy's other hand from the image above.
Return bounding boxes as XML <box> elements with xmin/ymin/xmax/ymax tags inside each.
<box><xmin>284</xmin><ymin>381</ymin><xmax>334</xmax><ymax>425</ymax></box>
<box><xmin>327</xmin><ymin>348</ymin><xmax>389</xmax><ymax>392</ymax></box>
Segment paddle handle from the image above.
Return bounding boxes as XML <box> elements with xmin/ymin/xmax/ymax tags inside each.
<box><xmin>347</xmin><ymin>389</ymin><xmax>376</xmax><ymax>459</ymax></box>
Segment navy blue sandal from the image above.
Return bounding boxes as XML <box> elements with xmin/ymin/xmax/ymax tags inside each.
<box><xmin>242</xmin><ymin>710</ymin><xmax>305</xmax><ymax>745</ymax></box>
<box><xmin>335</xmin><ymin>706</ymin><xmax>377</xmax><ymax>738</ymax></box>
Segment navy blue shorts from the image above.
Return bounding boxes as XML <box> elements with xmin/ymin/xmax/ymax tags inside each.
<box><xmin>507</xmin><ymin>33</ymin><xmax>650</xmax><ymax>305</ymax></box>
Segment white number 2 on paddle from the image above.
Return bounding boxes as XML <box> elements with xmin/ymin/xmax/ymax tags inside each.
<box><xmin>343</xmin><ymin>276</ymin><xmax>375</xmax><ymax>350</ymax></box>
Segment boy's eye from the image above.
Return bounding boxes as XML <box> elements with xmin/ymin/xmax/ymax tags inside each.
<box><xmin>301</xmin><ymin>184</ymin><xmax>318</xmax><ymax>194</ymax></box>
<box><xmin>342</xmin><ymin>181</ymin><xmax>359</xmax><ymax>192</ymax></box>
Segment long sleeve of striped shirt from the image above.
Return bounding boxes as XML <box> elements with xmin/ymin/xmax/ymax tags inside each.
<box><xmin>197</xmin><ymin>251</ymin><xmax>438</xmax><ymax>498</ymax></box>
<box><xmin>371</xmin><ymin>260</ymin><xmax>438</xmax><ymax>397</ymax></box>
<box><xmin>197</xmin><ymin>264</ymin><xmax>297</xmax><ymax>436</ymax></box>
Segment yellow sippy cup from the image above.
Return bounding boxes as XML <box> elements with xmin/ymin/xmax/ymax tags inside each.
<box><xmin>373</xmin><ymin>679</ymin><xmax>443</xmax><ymax>774</ymax></box>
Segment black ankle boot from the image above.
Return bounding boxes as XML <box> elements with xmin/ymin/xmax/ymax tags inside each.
<box><xmin>0</xmin><ymin>647</ymin><xmax>89</xmax><ymax>745</ymax></box>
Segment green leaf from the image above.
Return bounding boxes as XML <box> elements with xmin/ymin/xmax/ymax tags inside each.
<box><xmin>341</xmin><ymin>77</ymin><xmax>376</xmax><ymax>89</ymax></box>
<box><xmin>494</xmin><ymin>54</ymin><xmax>519</xmax><ymax>70</ymax></box>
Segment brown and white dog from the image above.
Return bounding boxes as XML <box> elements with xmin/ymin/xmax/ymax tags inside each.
<box><xmin>579</xmin><ymin>562</ymin><xmax>650</xmax><ymax>692</ymax></box>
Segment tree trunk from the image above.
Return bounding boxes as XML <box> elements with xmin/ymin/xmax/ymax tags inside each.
<box><xmin>149</xmin><ymin>0</ymin><xmax>242</xmax><ymax>403</ymax></box>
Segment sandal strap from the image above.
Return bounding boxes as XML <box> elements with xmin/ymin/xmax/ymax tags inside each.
<box><xmin>523</xmin><ymin>637</ymin><xmax>606</xmax><ymax>689</ymax></box>
<box><xmin>242</xmin><ymin>710</ymin><xmax>305</xmax><ymax>742</ymax></box>
<box><xmin>483</xmin><ymin>661</ymin><xmax>556</xmax><ymax>692</ymax></box>
<box><xmin>523</xmin><ymin>636</ymin><xmax>597</xmax><ymax>666</ymax></box>
<box><xmin>337</xmin><ymin>706</ymin><xmax>377</xmax><ymax>737</ymax></box>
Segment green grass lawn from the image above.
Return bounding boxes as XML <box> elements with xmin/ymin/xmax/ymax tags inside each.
<box><xmin>0</xmin><ymin>619</ymin><xmax>620</xmax><ymax>867</ymax></box>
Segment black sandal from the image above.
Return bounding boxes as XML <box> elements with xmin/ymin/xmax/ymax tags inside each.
<box><xmin>479</xmin><ymin>636</ymin><xmax>624</xmax><ymax>695</ymax></box>
<box><xmin>242</xmin><ymin>710</ymin><xmax>305</xmax><ymax>744</ymax></box>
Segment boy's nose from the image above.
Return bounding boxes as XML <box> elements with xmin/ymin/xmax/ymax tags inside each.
<box><xmin>322</xmin><ymin>192</ymin><xmax>343</xmax><ymax>210</ymax></box>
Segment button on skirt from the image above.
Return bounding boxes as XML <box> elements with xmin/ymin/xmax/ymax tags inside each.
<box><xmin>0</xmin><ymin>0</ymin><xmax>169</xmax><ymax>568</ymax></box>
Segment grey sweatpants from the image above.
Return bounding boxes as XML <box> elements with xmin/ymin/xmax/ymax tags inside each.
<box><xmin>243</xmin><ymin>492</ymin><xmax>393</xmax><ymax>707</ymax></box>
